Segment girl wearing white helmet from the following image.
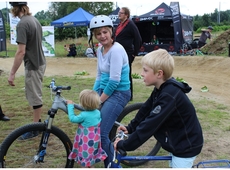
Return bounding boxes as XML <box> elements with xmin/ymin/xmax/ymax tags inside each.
<box><xmin>89</xmin><ymin>15</ymin><xmax>131</xmax><ymax>168</ymax></box>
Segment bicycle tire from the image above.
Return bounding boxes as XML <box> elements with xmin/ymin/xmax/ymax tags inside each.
<box><xmin>0</xmin><ymin>123</ymin><xmax>74</xmax><ymax>168</ymax></box>
<box><xmin>109</xmin><ymin>102</ymin><xmax>161</xmax><ymax>167</ymax></box>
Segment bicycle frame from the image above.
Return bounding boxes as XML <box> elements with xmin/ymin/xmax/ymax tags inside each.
<box><xmin>108</xmin><ymin>130</ymin><xmax>171</xmax><ymax>168</ymax></box>
<box><xmin>110</xmin><ymin>151</ymin><xmax>171</xmax><ymax>168</ymax></box>
<box><xmin>34</xmin><ymin>79</ymin><xmax>84</xmax><ymax>163</ymax></box>
<box><xmin>109</xmin><ymin>131</ymin><xmax>230</xmax><ymax>168</ymax></box>
<box><xmin>110</xmin><ymin>152</ymin><xmax>230</xmax><ymax>168</ymax></box>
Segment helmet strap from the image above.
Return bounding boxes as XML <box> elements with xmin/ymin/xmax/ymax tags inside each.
<box><xmin>111</xmin><ymin>27</ymin><xmax>115</xmax><ymax>44</ymax></box>
<box><xmin>89</xmin><ymin>33</ymin><xmax>96</xmax><ymax>57</ymax></box>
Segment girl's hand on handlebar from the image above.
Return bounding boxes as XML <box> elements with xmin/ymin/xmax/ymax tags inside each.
<box><xmin>117</xmin><ymin>126</ymin><xmax>128</xmax><ymax>134</ymax></box>
<box><xmin>66</xmin><ymin>100</ymin><xmax>73</xmax><ymax>104</ymax></box>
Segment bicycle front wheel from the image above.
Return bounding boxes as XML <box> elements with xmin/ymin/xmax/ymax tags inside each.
<box><xmin>110</xmin><ymin>102</ymin><xmax>161</xmax><ymax>167</ymax></box>
<box><xmin>0</xmin><ymin>123</ymin><xmax>74</xmax><ymax>168</ymax></box>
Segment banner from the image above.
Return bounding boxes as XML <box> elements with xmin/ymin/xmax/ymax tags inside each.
<box><xmin>170</xmin><ymin>2</ymin><xmax>183</xmax><ymax>52</ymax></box>
<box><xmin>42</xmin><ymin>26</ymin><xmax>55</xmax><ymax>57</ymax></box>
<box><xmin>0</xmin><ymin>10</ymin><xmax>6</xmax><ymax>52</ymax></box>
<box><xmin>9</xmin><ymin>14</ymin><xmax>55</xmax><ymax>56</ymax></box>
<box><xmin>181</xmin><ymin>15</ymin><xmax>193</xmax><ymax>44</ymax></box>
<box><xmin>9</xmin><ymin>13</ymin><xmax>20</xmax><ymax>45</ymax></box>
<box><xmin>108</xmin><ymin>7</ymin><xmax>120</xmax><ymax>27</ymax></box>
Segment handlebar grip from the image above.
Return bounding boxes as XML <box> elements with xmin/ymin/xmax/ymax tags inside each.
<box><xmin>118</xmin><ymin>148</ymin><xmax>127</xmax><ymax>156</ymax></box>
<box><xmin>53</xmin><ymin>86</ymin><xmax>71</xmax><ymax>91</ymax></box>
<box><xmin>59</xmin><ymin>86</ymin><xmax>71</xmax><ymax>90</ymax></box>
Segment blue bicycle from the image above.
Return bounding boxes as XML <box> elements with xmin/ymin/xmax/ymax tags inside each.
<box><xmin>109</xmin><ymin>130</ymin><xmax>230</xmax><ymax>168</ymax></box>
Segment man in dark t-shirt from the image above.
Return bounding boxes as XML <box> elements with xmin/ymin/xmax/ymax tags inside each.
<box><xmin>198</xmin><ymin>26</ymin><xmax>213</xmax><ymax>48</ymax></box>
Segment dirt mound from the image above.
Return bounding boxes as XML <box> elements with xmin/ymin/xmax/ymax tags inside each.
<box><xmin>201</xmin><ymin>29</ymin><xmax>230</xmax><ymax>55</ymax></box>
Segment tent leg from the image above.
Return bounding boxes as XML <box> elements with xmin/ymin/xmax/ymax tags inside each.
<box><xmin>75</xmin><ymin>27</ymin><xmax>77</xmax><ymax>40</ymax></box>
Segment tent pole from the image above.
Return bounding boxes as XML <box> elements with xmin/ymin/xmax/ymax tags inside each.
<box><xmin>75</xmin><ymin>27</ymin><xmax>77</xmax><ymax>41</ymax></box>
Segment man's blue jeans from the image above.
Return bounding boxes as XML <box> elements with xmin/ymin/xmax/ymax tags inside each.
<box><xmin>99</xmin><ymin>89</ymin><xmax>131</xmax><ymax>167</ymax></box>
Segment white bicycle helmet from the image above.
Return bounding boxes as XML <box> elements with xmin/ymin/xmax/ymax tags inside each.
<box><xmin>90</xmin><ymin>15</ymin><xmax>113</xmax><ymax>31</ymax></box>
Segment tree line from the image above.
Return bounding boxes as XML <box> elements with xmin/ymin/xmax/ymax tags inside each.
<box><xmin>1</xmin><ymin>2</ymin><xmax>230</xmax><ymax>41</ymax></box>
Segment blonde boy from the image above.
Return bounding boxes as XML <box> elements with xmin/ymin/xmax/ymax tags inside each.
<box><xmin>114</xmin><ymin>49</ymin><xmax>203</xmax><ymax>168</ymax></box>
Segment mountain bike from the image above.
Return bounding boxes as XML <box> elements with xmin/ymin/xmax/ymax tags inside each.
<box><xmin>0</xmin><ymin>78</ymin><xmax>160</xmax><ymax>168</ymax></box>
<box><xmin>109</xmin><ymin>130</ymin><xmax>230</xmax><ymax>168</ymax></box>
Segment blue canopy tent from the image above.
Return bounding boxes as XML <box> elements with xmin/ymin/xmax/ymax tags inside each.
<box><xmin>51</xmin><ymin>7</ymin><xmax>94</xmax><ymax>27</ymax></box>
<box><xmin>51</xmin><ymin>7</ymin><xmax>94</xmax><ymax>54</ymax></box>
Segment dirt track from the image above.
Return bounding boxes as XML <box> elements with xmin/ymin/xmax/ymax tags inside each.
<box><xmin>1</xmin><ymin>56</ymin><xmax>230</xmax><ymax>106</ymax></box>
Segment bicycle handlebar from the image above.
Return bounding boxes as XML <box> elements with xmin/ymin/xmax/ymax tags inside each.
<box><xmin>49</xmin><ymin>79</ymin><xmax>71</xmax><ymax>92</ymax></box>
<box><xmin>62</xmin><ymin>99</ymin><xmax>85</xmax><ymax>111</ymax></box>
<box><xmin>48</xmin><ymin>78</ymin><xmax>85</xmax><ymax>112</ymax></box>
<box><xmin>116</xmin><ymin>131</ymin><xmax>128</xmax><ymax>156</ymax></box>
<box><xmin>116</xmin><ymin>130</ymin><xmax>128</xmax><ymax>140</ymax></box>
<box><xmin>53</xmin><ymin>86</ymin><xmax>71</xmax><ymax>91</ymax></box>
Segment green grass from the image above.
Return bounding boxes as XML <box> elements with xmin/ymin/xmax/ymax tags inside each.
<box><xmin>0</xmin><ymin>37</ymin><xmax>96</xmax><ymax>58</ymax></box>
<box><xmin>1</xmin><ymin>72</ymin><xmax>230</xmax><ymax>168</ymax></box>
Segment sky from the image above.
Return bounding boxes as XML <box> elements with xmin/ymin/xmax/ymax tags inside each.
<box><xmin>0</xmin><ymin>0</ymin><xmax>229</xmax><ymax>17</ymax></box>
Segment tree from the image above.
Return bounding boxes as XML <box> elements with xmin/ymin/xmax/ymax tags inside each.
<box><xmin>49</xmin><ymin>2</ymin><xmax>113</xmax><ymax>19</ymax></box>
<box><xmin>201</xmin><ymin>14</ymin><xmax>212</xmax><ymax>27</ymax></box>
<box><xmin>34</xmin><ymin>10</ymin><xmax>52</xmax><ymax>26</ymax></box>
<box><xmin>210</xmin><ymin>9</ymin><xmax>219</xmax><ymax>24</ymax></box>
<box><xmin>220</xmin><ymin>11</ymin><xmax>230</xmax><ymax>23</ymax></box>
<box><xmin>0</xmin><ymin>8</ymin><xmax>10</xmax><ymax>25</ymax></box>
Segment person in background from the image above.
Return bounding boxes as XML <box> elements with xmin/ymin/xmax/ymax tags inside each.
<box><xmin>67</xmin><ymin>89</ymin><xmax>107</xmax><ymax>168</ymax></box>
<box><xmin>114</xmin><ymin>49</ymin><xmax>203</xmax><ymax>168</ymax></box>
<box><xmin>67</xmin><ymin>44</ymin><xmax>76</xmax><ymax>57</ymax></box>
<box><xmin>89</xmin><ymin>15</ymin><xmax>131</xmax><ymax>167</ymax></box>
<box><xmin>87</xmin><ymin>24</ymin><xmax>91</xmax><ymax>44</ymax></box>
<box><xmin>0</xmin><ymin>105</ymin><xmax>10</xmax><ymax>121</ymax></box>
<box><xmin>198</xmin><ymin>26</ymin><xmax>213</xmax><ymax>48</ymax></box>
<box><xmin>64</xmin><ymin>44</ymin><xmax>69</xmax><ymax>52</ymax></box>
<box><xmin>85</xmin><ymin>44</ymin><xmax>96</xmax><ymax>58</ymax></box>
<box><xmin>8</xmin><ymin>2</ymin><xmax>46</xmax><ymax>140</ymax></box>
<box><xmin>152</xmin><ymin>34</ymin><xmax>159</xmax><ymax>44</ymax></box>
<box><xmin>115</xmin><ymin>7</ymin><xmax>142</xmax><ymax>101</ymax></box>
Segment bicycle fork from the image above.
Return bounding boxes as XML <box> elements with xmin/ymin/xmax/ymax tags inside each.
<box><xmin>34</xmin><ymin>108</ymin><xmax>57</xmax><ymax>163</ymax></box>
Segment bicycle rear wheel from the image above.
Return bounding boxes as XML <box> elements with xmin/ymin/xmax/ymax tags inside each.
<box><xmin>109</xmin><ymin>103</ymin><xmax>161</xmax><ymax>167</ymax></box>
<box><xmin>0</xmin><ymin>123</ymin><xmax>74</xmax><ymax>168</ymax></box>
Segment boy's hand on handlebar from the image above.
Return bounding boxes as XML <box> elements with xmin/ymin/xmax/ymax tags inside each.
<box><xmin>117</xmin><ymin>126</ymin><xmax>128</xmax><ymax>134</ymax></box>
<box><xmin>66</xmin><ymin>100</ymin><xmax>73</xmax><ymax>104</ymax></box>
<box><xmin>114</xmin><ymin>126</ymin><xmax>128</xmax><ymax>151</ymax></box>
<box><xmin>113</xmin><ymin>138</ymin><xmax>121</xmax><ymax>151</ymax></box>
